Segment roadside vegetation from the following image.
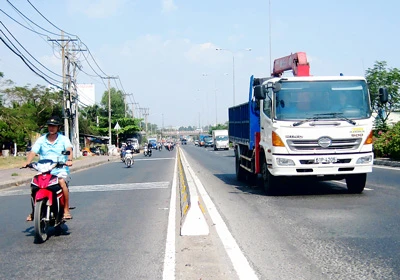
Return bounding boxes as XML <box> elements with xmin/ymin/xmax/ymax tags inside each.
<box><xmin>1</xmin><ymin>60</ymin><xmax>400</xmax><ymax>160</ymax></box>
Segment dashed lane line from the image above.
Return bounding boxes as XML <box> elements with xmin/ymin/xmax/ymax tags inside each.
<box><xmin>0</xmin><ymin>182</ymin><xmax>170</xmax><ymax>197</ymax></box>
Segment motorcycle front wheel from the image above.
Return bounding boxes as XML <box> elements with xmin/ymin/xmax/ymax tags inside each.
<box><xmin>34</xmin><ymin>199</ymin><xmax>48</xmax><ymax>243</ymax></box>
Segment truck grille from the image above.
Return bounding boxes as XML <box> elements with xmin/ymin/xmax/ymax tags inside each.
<box><xmin>287</xmin><ymin>138</ymin><xmax>362</xmax><ymax>151</ymax></box>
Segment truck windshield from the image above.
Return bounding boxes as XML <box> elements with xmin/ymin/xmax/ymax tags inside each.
<box><xmin>216</xmin><ymin>136</ymin><xmax>228</xmax><ymax>141</ymax></box>
<box><xmin>274</xmin><ymin>80</ymin><xmax>371</xmax><ymax>121</ymax></box>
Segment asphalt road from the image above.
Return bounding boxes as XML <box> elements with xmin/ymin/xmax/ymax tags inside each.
<box><xmin>1</xmin><ymin>144</ymin><xmax>399</xmax><ymax>280</ymax></box>
<box><xmin>180</xmin><ymin>144</ymin><xmax>400</xmax><ymax>280</ymax></box>
<box><xmin>0</xmin><ymin>148</ymin><xmax>177</xmax><ymax>280</ymax></box>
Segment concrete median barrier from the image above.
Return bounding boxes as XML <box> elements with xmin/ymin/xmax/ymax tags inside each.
<box><xmin>177</xmin><ymin>147</ymin><xmax>209</xmax><ymax>236</ymax></box>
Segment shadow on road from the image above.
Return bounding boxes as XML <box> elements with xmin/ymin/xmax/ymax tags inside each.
<box><xmin>214</xmin><ymin>173</ymin><xmax>353</xmax><ymax>196</ymax></box>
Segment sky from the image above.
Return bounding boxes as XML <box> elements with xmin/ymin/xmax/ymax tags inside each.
<box><xmin>1</xmin><ymin>0</ymin><xmax>400</xmax><ymax>129</ymax></box>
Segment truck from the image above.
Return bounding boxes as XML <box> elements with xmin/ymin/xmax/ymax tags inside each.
<box><xmin>147</xmin><ymin>137</ymin><xmax>157</xmax><ymax>149</ymax></box>
<box><xmin>199</xmin><ymin>134</ymin><xmax>209</xmax><ymax>147</ymax></box>
<box><xmin>229</xmin><ymin>52</ymin><xmax>388</xmax><ymax>195</ymax></box>
<box><xmin>212</xmin><ymin>129</ymin><xmax>229</xmax><ymax>150</ymax></box>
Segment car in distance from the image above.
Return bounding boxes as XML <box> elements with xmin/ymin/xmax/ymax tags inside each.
<box><xmin>204</xmin><ymin>136</ymin><xmax>213</xmax><ymax>148</ymax></box>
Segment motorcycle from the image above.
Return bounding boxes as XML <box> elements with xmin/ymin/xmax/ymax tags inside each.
<box><xmin>23</xmin><ymin>156</ymin><xmax>70</xmax><ymax>243</ymax></box>
<box><xmin>124</xmin><ymin>150</ymin><xmax>134</xmax><ymax>167</ymax></box>
<box><xmin>143</xmin><ymin>146</ymin><xmax>152</xmax><ymax>157</ymax></box>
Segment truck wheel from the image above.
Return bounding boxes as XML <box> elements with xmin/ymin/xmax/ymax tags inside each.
<box><xmin>235</xmin><ymin>153</ymin><xmax>246</xmax><ymax>181</ymax></box>
<box><xmin>346</xmin><ymin>174</ymin><xmax>366</xmax><ymax>194</ymax></box>
<box><xmin>262</xmin><ymin>160</ymin><xmax>278</xmax><ymax>195</ymax></box>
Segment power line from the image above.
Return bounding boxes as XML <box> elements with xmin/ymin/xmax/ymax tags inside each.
<box><xmin>0</xmin><ymin>8</ymin><xmax>49</xmax><ymax>37</ymax></box>
<box><xmin>0</xmin><ymin>29</ymin><xmax>62</xmax><ymax>84</ymax></box>
<box><xmin>6</xmin><ymin>0</ymin><xmax>64</xmax><ymax>37</ymax></box>
<box><xmin>26</xmin><ymin>0</ymin><xmax>77</xmax><ymax>37</ymax></box>
<box><xmin>0</xmin><ymin>35</ymin><xmax>62</xmax><ymax>89</ymax></box>
<box><xmin>0</xmin><ymin>21</ymin><xmax>63</xmax><ymax>78</ymax></box>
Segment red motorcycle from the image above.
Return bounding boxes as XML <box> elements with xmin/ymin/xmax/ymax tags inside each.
<box><xmin>24</xmin><ymin>157</ymin><xmax>70</xmax><ymax>243</ymax></box>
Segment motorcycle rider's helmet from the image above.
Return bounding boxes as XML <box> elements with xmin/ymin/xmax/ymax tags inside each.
<box><xmin>46</xmin><ymin>115</ymin><xmax>62</xmax><ymax>126</ymax></box>
<box><xmin>127</xmin><ymin>140</ymin><xmax>132</xmax><ymax>145</ymax></box>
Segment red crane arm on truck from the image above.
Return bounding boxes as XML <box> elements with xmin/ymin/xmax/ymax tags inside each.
<box><xmin>271</xmin><ymin>52</ymin><xmax>310</xmax><ymax>77</ymax></box>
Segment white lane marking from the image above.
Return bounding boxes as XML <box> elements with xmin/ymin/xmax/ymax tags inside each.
<box><xmin>333</xmin><ymin>180</ymin><xmax>373</xmax><ymax>190</ymax></box>
<box><xmin>134</xmin><ymin>157</ymin><xmax>175</xmax><ymax>161</ymax></box>
<box><xmin>180</xmin><ymin>149</ymin><xmax>259</xmax><ymax>280</ymax></box>
<box><xmin>0</xmin><ymin>182</ymin><xmax>170</xmax><ymax>197</ymax></box>
<box><xmin>373</xmin><ymin>165</ymin><xmax>400</xmax><ymax>171</ymax></box>
<box><xmin>333</xmin><ymin>180</ymin><xmax>347</xmax><ymax>185</ymax></box>
<box><xmin>162</xmin><ymin>152</ymin><xmax>177</xmax><ymax>280</ymax></box>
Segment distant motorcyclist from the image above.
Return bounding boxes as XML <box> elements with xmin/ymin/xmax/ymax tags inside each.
<box><xmin>123</xmin><ymin>141</ymin><xmax>135</xmax><ymax>163</ymax></box>
<box><xmin>147</xmin><ymin>142</ymin><xmax>153</xmax><ymax>155</ymax></box>
<box><xmin>126</xmin><ymin>140</ymin><xmax>135</xmax><ymax>152</ymax></box>
<box><xmin>120</xmin><ymin>142</ymin><xmax>127</xmax><ymax>159</ymax></box>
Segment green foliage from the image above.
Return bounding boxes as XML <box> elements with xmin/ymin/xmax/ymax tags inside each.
<box><xmin>374</xmin><ymin>122</ymin><xmax>400</xmax><ymax>160</ymax></box>
<box><xmin>208</xmin><ymin>123</ymin><xmax>228</xmax><ymax>134</ymax></box>
<box><xmin>0</xmin><ymin>84</ymin><xmax>63</xmax><ymax>149</ymax></box>
<box><xmin>365</xmin><ymin>61</ymin><xmax>400</xmax><ymax>127</ymax></box>
<box><xmin>100</xmin><ymin>87</ymin><xmax>126</xmax><ymax>118</ymax></box>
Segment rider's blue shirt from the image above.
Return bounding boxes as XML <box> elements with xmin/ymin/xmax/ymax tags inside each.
<box><xmin>31</xmin><ymin>132</ymin><xmax>73</xmax><ymax>176</ymax></box>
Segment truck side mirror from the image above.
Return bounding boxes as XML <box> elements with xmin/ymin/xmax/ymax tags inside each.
<box><xmin>379</xmin><ymin>88</ymin><xmax>388</xmax><ymax>104</ymax></box>
<box><xmin>273</xmin><ymin>82</ymin><xmax>282</xmax><ymax>92</ymax></box>
<box><xmin>254</xmin><ymin>85</ymin><xmax>266</xmax><ymax>100</ymax></box>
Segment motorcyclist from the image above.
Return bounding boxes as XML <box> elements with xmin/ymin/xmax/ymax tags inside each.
<box><xmin>124</xmin><ymin>140</ymin><xmax>135</xmax><ymax>161</ymax></box>
<box><xmin>23</xmin><ymin>116</ymin><xmax>73</xmax><ymax>221</ymax></box>
<box><xmin>147</xmin><ymin>142</ymin><xmax>153</xmax><ymax>155</ymax></box>
<box><xmin>126</xmin><ymin>140</ymin><xmax>135</xmax><ymax>153</ymax></box>
<box><xmin>120</xmin><ymin>142</ymin><xmax>127</xmax><ymax>160</ymax></box>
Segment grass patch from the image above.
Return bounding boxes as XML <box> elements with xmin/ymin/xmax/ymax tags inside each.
<box><xmin>0</xmin><ymin>156</ymin><xmax>31</xmax><ymax>170</ymax></box>
<box><xmin>0</xmin><ymin>155</ymin><xmax>86</xmax><ymax>170</ymax></box>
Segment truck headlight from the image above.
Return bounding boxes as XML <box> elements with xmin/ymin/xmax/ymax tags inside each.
<box><xmin>276</xmin><ymin>158</ymin><xmax>295</xmax><ymax>166</ymax></box>
<box><xmin>356</xmin><ymin>155</ymin><xmax>373</xmax><ymax>164</ymax></box>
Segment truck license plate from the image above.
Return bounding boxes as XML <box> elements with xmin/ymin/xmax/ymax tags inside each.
<box><xmin>314</xmin><ymin>157</ymin><xmax>337</xmax><ymax>163</ymax></box>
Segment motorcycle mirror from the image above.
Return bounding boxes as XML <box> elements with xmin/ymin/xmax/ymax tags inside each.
<box><xmin>62</xmin><ymin>151</ymin><xmax>71</xmax><ymax>155</ymax></box>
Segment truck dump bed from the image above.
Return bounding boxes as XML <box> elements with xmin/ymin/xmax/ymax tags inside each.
<box><xmin>228</xmin><ymin>76</ymin><xmax>260</xmax><ymax>149</ymax></box>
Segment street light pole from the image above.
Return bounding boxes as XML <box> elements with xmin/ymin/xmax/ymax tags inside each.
<box><xmin>202</xmin><ymin>73</ymin><xmax>228</xmax><ymax>126</ymax></box>
<box><xmin>232</xmin><ymin>54</ymin><xmax>235</xmax><ymax>106</ymax></box>
<box><xmin>216</xmin><ymin>48</ymin><xmax>251</xmax><ymax>106</ymax></box>
<box><xmin>215</xmin><ymin>81</ymin><xmax>217</xmax><ymax>125</ymax></box>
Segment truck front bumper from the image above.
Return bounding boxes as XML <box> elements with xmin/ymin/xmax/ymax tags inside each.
<box><xmin>268</xmin><ymin>153</ymin><xmax>373</xmax><ymax>176</ymax></box>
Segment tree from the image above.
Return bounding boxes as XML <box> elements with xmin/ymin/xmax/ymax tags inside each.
<box><xmin>365</xmin><ymin>61</ymin><xmax>400</xmax><ymax>129</ymax></box>
<box><xmin>0</xmin><ymin>84</ymin><xmax>63</xmax><ymax>149</ymax></box>
<box><xmin>100</xmin><ymin>87</ymin><xmax>126</xmax><ymax>119</ymax></box>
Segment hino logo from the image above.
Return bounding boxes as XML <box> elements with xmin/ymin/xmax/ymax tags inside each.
<box><xmin>318</xmin><ymin>137</ymin><xmax>332</xmax><ymax>148</ymax></box>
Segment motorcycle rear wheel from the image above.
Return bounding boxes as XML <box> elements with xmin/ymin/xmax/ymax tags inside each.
<box><xmin>126</xmin><ymin>158</ymin><xmax>132</xmax><ymax>167</ymax></box>
<box><xmin>34</xmin><ymin>199</ymin><xmax>48</xmax><ymax>243</ymax></box>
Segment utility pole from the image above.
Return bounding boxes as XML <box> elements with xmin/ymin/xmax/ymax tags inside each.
<box><xmin>130</xmin><ymin>102</ymin><xmax>139</xmax><ymax>118</ymax></box>
<box><xmin>142</xmin><ymin>108</ymin><xmax>149</xmax><ymax>134</ymax></box>
<box><xmin>102</xmin><ymin>76</ymin><xmax>118</xmax><ymax>145</ymax></box>
<box><xmin>139</xmin><ymin>107</ymin><xmax>145</xmax><ymax>131</ymax></box>
<box><xmin>123</xmin><ymin>93</ymin><xmax>133</xmax><ymax>117</ymax></box>
<box><xmin>48</xmin><ymin>32</ymin><xmax>78</xmax><ymax>140</ymax></box>
<box><xmin>162</xmin><ymin>113</ymin><xmax>164</xmax><ymax>139</ymax></box>
<box><xmin>69</xmin><ymin>44</ymin><xmax>86</xmax><ymax>158</ymax></box>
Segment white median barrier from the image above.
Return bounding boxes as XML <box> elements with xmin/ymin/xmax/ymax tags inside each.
<box><xmin>178</xmin><ymin>148</ymin><xmax>209</xmax><ymax>236</ymax></box>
